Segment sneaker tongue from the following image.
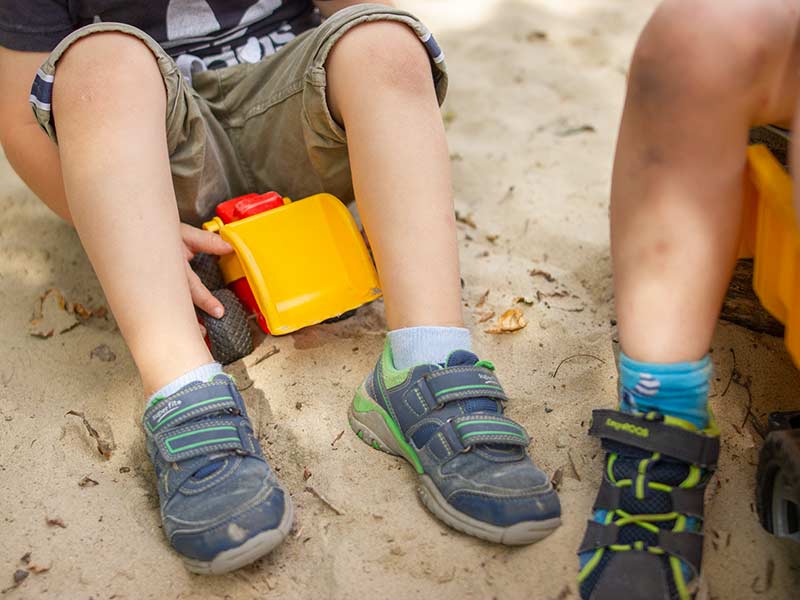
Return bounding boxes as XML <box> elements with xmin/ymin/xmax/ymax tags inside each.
<box><xmin>443</xmin><ymin>350</ymin><xmax>499</xmax><ymax>415</ymax></box>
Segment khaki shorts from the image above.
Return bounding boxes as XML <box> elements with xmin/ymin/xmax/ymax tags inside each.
<box><xmin>30</xmin><ymin>4</ymin><xmax>448</xmax><ymax>225</ymax></box>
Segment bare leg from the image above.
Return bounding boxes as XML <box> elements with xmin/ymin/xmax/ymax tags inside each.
<box><xmin>326</xmin><ymin>22</ymin><xmax>463</xmax><ymax>330</ymax></box>
<box><xmin>54</xmin><ymin>33</ymin><xmax>213</xmax><ymax>394</ymax></box>
<box><xmin>611</xmin><ymin>0</ymin><xmax>800</xmax><ymax>362</ymax></box>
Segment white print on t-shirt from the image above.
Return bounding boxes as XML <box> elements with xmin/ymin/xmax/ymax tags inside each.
<box><xmin>92</xmin><ymin>0</ymin><xmax>301</xmax><ymax>82</ymax></box>
<box><xmin>164</xmin><ymin>0</ymin><xmax>294</xmax><ymax>76</ymax></box>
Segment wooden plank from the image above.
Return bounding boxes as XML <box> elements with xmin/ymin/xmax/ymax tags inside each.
<box><xmin>721</xmin><ymin>259</ymin><xmax>784</xmax><ymax>337</ymax></box>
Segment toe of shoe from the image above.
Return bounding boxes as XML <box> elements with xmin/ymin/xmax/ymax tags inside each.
<box><xmin>169</xmin><ymin>485</ymin><xmax>289</xmax><ymax>562</ymax></box>
<box><xmin>581</xmin><ymin>550</ymin><xmax>680</xmax><ymax>600</ymax></box>
<box><xmin>448</xmin><ymin>484</ymin><xmax>561</xmax><ymax>527</ymax></box>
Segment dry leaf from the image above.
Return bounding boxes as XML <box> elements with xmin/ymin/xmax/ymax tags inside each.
<box><xmin>475</xmin><ymin>310</ymin><xmax>495</xmax><ymax>323</ymax></box>
<box><xmin>485</xmin><ymin>308</ymin><xmax>528</xmax><ymax>334</ymax></box>
<box><xmin>514</xmin><ymin>296</ymin><xmax>535</xmax><ymax>306</ymax></box>
<box><xmin>72</xmin><ymin>303</ymin><xmax>92</xmax><ymax>320</ymax></box>
<box><xmin>46</xmin><ymin>517</ymin><xmax>66</xmax><ymax>528</ymax></box>
<box><xmin>476</xmin><ymin>289</ymin><xmax>490</xmax><ymax>308</ymax></box>
<box><xmin>303</xmin><ymin>467</ymin><xmax>312</xmax><ymax>481</ymax></box>
<box><xmin>29</xmin><ymin>289</ymin><xmax>79</xmax><ymax>338</ymax></box>
<box><xmin>78</xmin><ymin>476</ymin><xmax>99</xmax><ymax>487</ymax></box>
<box><xmin>455</xmin><ymin>211</ymin><xmax>477</xmax><ymax>229</ymax></box>
<box><xmin>551</xmin><ymin>466</ymin><xmax>564</xmax><ymax>491</ymax></box>
<box><xmin>27</xmin><ymin>564</ymin><xmax>50</xmax><ymax>575</ymax></box>
<box><xmin>529</xmin><ymin>269</ymin><xmax>555</xmax><ymax>282</ymax></box>
<box><xmin>526</xmin><ymin>30</ymin><xmax>548</xmax><ymax>42</ymax></box>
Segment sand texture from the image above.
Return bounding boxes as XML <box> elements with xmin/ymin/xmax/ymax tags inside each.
<box><xmin>1</xmin><ymin>1</ymin><xmax>799</xmax><ymax>598</ymax></box>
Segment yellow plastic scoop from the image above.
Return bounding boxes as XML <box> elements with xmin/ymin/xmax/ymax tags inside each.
<box><xmin>204</xmin><ymin>193</ymin><xmax>381</xmax><ymax>335</ymax></box>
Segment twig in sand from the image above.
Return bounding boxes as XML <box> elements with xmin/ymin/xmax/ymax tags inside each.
<box><xmin>725</xmin><ymin>364</ymin><xmax>767</xmax><ymax>439</ymax></box>
<box><xmin>455</xmin><ymin>211</ymin><xmax>477</xmax><ymax>229</ymax></box>
<box><xmin>305</xmin><ymin>486</ymin><xmax>345</xmax><ymax>515</ymax></box>
<box><xmin>751</xmin><ymin>558</ymin><xmax>774</xmax><ymax>594</ymax></box>
<box><xmin>65</xmin><ymin>410</ymin><xmax>114</xmax><ymax>459</ymax></box>
<box><xmin>251</xmin><ymin>346</ymin><xmax>280</xmax><ymax>366</ymax></box>
<box><xmin>552</xmin><ymin>354</ymin><xmax>606</xmax><ymax>378</ymax></box>
<box><xmin>567</xmin><ymin>449</ymin><xmax>582</xmax><ymax>482</ymax></box>
<box><xmin>331</xmin><ymin>430</ymin><xmax>345</xmax><ymax>447</ymax></box>
<box><xmin>721</xmin><ymin>348</ymin><xmax>736</xmax><ymax>397</ymax></box>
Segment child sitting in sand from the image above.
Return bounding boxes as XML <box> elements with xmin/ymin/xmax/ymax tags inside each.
<box><xmin>576</xmin><ymin>1</ymin><xmax>798</xmax><ymax>599</ymax></box>
<box><xmin>0</xmin><ymin>0</ymin><xmax>560</xmax><ymax>573</ymax></box>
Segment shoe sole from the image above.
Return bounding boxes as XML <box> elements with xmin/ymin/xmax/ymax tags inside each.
<box><xmin>181</xmin><ymin>495</ymin><xmax>294</xmax><ymax>575</ymax></box>
<box><xmin>348</xmin><ymin>385</ymin><xmax>561</xmax><ymax>545</ymax></box>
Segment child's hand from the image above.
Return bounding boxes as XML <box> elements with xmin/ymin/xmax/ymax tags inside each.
<box><xmin>180</xmin><ymin>224</ymin><xmax>233</xmax><ymax>318</ymax></box>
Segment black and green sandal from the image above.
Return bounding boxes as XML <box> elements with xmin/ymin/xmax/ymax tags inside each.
<box><xmin>577</xmin><ymin>409</ymin><xmax>720</xmax><ymax>600</ymax></box>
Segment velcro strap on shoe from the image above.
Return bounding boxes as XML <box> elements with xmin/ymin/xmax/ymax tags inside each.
<box><xmin>578</xmin><ymin>521</ymin><xmax>703</xmax><ymax>574</ymax></box>
<box><xmin>658</xmin><ymin>529</ymin><xmax>703</xmax><ymax>575</ymax></box>
<box><xmin>578</xmin><ymin>520</ymin><xmax>619</xmax><ymax>553</ymax></box>
<box><xmin>143</xmin><ymin>380</ymin><xmax>238</xmax><ymax>434</ymax></box>
<box><xmin>452</xmin><ymin>414</ymin><xmax>530</xmax><ymax>447</ymax></box>
<box><xmin>589</xmin><ymin>409</ymin><xmax>719</xmax><ymax>468</ymax></box>
<box><xmin>154</xmin><ymin>417</ymin><xmax>245</xmax><ymax>462</ymax></box>
<box><xmin>417</xmin><ymin>366</ymin><xmax>508</xmax><ymax>408</ymax></box>
<box><xmin>592</xmin><ymin>478</ymin><xmax>706</xmax><ymax>519</ymax></box>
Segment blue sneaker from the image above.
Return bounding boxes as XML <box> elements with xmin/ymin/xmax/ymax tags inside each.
<box><xmin>143</xmin><ymin>374</ymin><xmax>292</xmax><ymax>574</ymax></box>
<box><xmin>348</xmin><ymin>342</ymin><xmax>561</xmax><ymax>544</ymax></box>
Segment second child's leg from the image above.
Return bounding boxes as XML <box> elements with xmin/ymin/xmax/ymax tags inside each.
<box><xmin>579</xmin><ymin>2</ymin><xmax>799</xmax><ymax>599</ymax></box>
<box><xmin>611</xmin><ymin>0</ymin><xmax>799</xmax><ymax>365</ymax></box>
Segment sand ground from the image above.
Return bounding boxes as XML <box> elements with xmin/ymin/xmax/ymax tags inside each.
<box><xmin>2</xmin><ymin>1</ymin><xmax>799</xmax><ymax>598</ymax></box>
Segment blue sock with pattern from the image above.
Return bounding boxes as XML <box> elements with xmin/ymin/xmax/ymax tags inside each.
<box><xmin>618</xmin><ymin>352</ymin><xmax>712</xmax><ymax>429</ymax></box>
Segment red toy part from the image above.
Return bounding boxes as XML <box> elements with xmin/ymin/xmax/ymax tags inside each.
<box><xmin>215</xmin><ymin>191</ymin><xmax>284</xmax><ymax>224</ymax></box>
<box><xmin>229</xmin><ymin>277</ymin><xmax>270</xmax><ymax>334</ymax></box>
<box><xmin>214</xmin><ymin>191</ymin><xmax>286</xmax><ymax>334</ymax></box>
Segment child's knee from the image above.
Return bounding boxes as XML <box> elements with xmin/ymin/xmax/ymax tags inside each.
<box><xmin>327</xmin><ymin>21</ymin><xmax>433</xmax><ymax>96</ymax></box>
<box><xmin>54</xmin><ymin>32</ymin><xmax>163</xmax><ymax>111</ymax></box>
<box><xmin>631</xmin><ymin>0</ymin><xmax>788</xmax><ymax>101</ymax></box>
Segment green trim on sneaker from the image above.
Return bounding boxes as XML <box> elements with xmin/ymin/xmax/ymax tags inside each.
<box><xmin>352</xmin><ymin>387</ymin><xmax>424</xmax><ymax>473</ymax></box>
<box><xmin>348</xmin><ymin>343</ymin><xmax>561</xmax><ymax>545</ymax></box>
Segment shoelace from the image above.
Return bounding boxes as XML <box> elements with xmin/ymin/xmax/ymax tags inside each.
<box><xmin>601</xmin><ymin>449</ymin><xmax>702</xmax><ymax>555</ymax></box>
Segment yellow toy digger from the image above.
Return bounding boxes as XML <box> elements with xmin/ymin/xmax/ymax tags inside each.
<box><xmin>190</xmin><ymin>191</ymin><xmax>381</xmax><ymax>364</ymax></box>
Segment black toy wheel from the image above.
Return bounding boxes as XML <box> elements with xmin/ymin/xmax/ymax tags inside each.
<box><xmin>322</xmin><ymin>308</ymin><xmax>358</xmax><ymax>324</ymax></box>
<box><xmin>749</xmin><ymin>125</ymin><xmax>790</xmax><ymax>168</ymax></box>
<box><xmin>756</xmin><ymin>428</ymin><xmax>800</xmax><ymax>543</ymax></box>
<box><xmin>190</xmin><ymin>252</ymin><xmax>225</xmax><ymax>291</ymax></box>
<box><xmin>200</xmin><ymin>288</ymin><xmax>253</xmax><ymax>365</ymax></box>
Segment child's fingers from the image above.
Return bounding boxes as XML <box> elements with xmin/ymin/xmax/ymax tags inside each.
<box><xmin>186</xmin><ymin>265</ymin><xmax>224</xmax><ymax>318</ymax></box>
<box><xmin>199</xmin><ymin>323</ymin><xmax>207</xmax><ymax>337</ymax></box>
<box><xmin>180</xmin><ymin>223</ymin><xmax>233</xmax><ymax>256</ymax></box>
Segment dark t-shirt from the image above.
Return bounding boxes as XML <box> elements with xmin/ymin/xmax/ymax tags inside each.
<box><xmin>0</xmin><ymin>1</ymin><xmax>319</xmax><ymax>71</ymax></box>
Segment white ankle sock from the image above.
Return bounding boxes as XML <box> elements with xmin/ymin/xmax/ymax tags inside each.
<box><xmin>387</xmin><ymin>326</ymin><xmax>472</xmax><ymax>369</ymax></box>
<box><xmin>147</xmin><ymin>362</ymin><xmax>223</xmax><ymax>406</ymax></box>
